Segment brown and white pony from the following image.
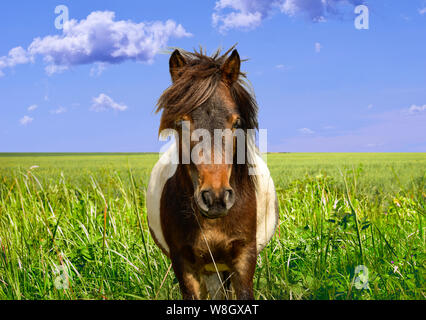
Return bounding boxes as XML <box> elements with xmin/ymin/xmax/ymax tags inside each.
<box><xmin>146</xmin><ymin>47</ymin><xmax>278</xmax><ymax>300</ymax></box>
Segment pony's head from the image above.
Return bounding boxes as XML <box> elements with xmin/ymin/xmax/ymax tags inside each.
<box><xmin>156</xmin><ymin>47</ymin><xmax>258</xmax><ymax>219</ymax></box>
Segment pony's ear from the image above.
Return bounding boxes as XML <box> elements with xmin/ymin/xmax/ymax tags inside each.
<box><xmin>169</xmin><ymin>49</ymin><xmax>187</xmax><ymax>82</ymax></box>
<box><xmin>221</xmin><ymin>49</ymin><xmax>240</xmax><ymax>85</ymax></box>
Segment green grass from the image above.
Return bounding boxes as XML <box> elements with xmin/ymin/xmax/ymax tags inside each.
<box><xmin>0</xmin><ymin>153</ymin><xmax>424</xmax><ymax>300</ymax></box>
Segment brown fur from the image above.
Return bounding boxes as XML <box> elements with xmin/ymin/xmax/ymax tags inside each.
<box><xmin>160</xmin><ymin>163</ymin><xmax>257</xmax><ymax>299</ymax></box>
<box><xmin>156</xmin><ymin>46</ymin><xmax>258</xmax><ymax>134</ymax></box>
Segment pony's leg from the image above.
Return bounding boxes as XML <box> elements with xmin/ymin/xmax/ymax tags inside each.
<box><xmin>170</xmin><ymin>253</ymin><xmax>202</xmax><ymax>300</ymax></box>
<box><xmin>230</xmin><ymin>246</ymin><xmax>257</xmax><ymax>300</ymax></box>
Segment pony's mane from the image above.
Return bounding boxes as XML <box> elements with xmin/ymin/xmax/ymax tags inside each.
<box><xmin>156</xmin><ymin>47</ymin><xmax>258</xmax><ymax>134</ymax></box>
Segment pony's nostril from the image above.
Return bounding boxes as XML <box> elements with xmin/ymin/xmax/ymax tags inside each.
<box><xmin>201</xmin><ymin>190</ymin><xmax>213</xmax><ymax>208</ymax></box>
<box><xmin>223</xmin><ymin>190</ymin><xmax>230</xmax><ymax>202</ymax></box>
<box><xmin>223</xmin><ymin>188</ymin><xmax>235</xmax><ymax>209</ymax></box>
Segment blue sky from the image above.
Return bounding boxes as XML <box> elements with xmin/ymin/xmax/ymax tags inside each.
<box><xmin>0</xmin><ymin>0</ymin><xmax>425</xmax><ymax>152</ymax></box>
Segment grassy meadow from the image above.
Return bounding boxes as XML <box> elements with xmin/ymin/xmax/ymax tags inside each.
<box><xmin>0</xmin><ymin>152</ymin><xmax>424</xmax><ymax>300</ymax></box>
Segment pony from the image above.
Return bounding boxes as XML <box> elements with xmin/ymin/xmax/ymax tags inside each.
<box><xmin>146</xmin><ymin>47</ymin><xmax>278</xmax><ymax>300</ymax></box>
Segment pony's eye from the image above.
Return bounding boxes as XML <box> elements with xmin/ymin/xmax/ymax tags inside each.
<box><xmin>232</xmin><ymin>118</ymin><xmax>242</xmax><ymax>129</ymax></box>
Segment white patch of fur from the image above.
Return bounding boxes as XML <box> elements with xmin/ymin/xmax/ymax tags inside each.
<box><xmin>252</xmin><ymin>153</ymin><xmax>279</xmax><ymax>253</ymax></box>
<box><xmin>146</xmin><ymin>140</ymin><xmax>178</xmax><ymax>255</ymax></box>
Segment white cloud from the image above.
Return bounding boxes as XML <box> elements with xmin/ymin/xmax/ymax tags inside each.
<box><xmin>45</xmin><ymin>64</ymin><xmax>69</xmax><ymax>76</ymax></box>
<box><xmin>27</xmin><ymin>104</ymin><xmax>38</xmax><ymax>112</ymax></box>
<box><xmin>408</xmin><ymin>104</ymin><xmax>426</xmax><ymax>114</ymax></box>
<box><xmin>90</xmin><ymin>62</ymin><xmax>107</xmax><ymax>77</ymax></box>
<box><xmin>8</xmin><ymin>47</ymin><xmax>32</xmax><ymax>65</ymax></box>
<box><xmin>275</xmin><ymin>64</ymin><xmax>292</xmax><ymax>71</ymax></box>
<box><xmin>213</xmin><ymin>11</ymin><xmax>263</xmax><ymax>31</ymax></box>
<box><xmin>213</xmin><ymin>0</ymin><xmax>278</xmax><ymax>31</ymax></box>
<box><xmin>298</xmin><ymin>127</ymin><xmax>314</xmax><ymax>134</ymax></box>
<box><xmin>50</xmin><ymin>106</ymin><xmax>67</xmax><ymax>114</ymax></box>
<box><xmin>28</xmin><ymin>11</ymin><xmax>191</xmax><ymax>74</ymax></box>
<box><xmin>91</xmin><ymin>93</ymin><xmax>128</xmax><ymax>112</ymax></box>
<box><xmin>20</xmin><ymin>115</ymin><xmax>33</xmax><ymax>126</ymax></box>
<box><xmin>0</xmin><ymin>46</ymin><xmax>33</xmax><ymax>76</ymax></box>
<box><xmin>212</xmin><ymin>0</ymin><xmax>364</xmax><ymax>31</ymax></box>
<box><xmin>280</xmin><ymin>0</ymin><xmax>363</xmax><ymax>20</ymax></box>
<box><xmin>419</xmin><ymin>7</ymin><xmax>426</xmax><ymax>15</ymax></box>
<box><xmin>315</xmin><ymin>42</ymin><xmax>322</xmax><ymax>53</ymax></box>
<box><xmin>367</xmin><ymin>104</ymin><xmax>373</xmax><ymax>109</ymax></box>
<box><xmin>0</xmin><ymin>11</ymin><xmax>191</xmax><ymax>76</ymax></box>
<box><xmin>276</xmin><ymin>64</ymin><xmax>290</xmax><ymax>70</ymax></box>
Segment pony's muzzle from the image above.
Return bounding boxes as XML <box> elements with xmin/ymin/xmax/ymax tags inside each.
<box><xmin>196</xmin><ymin>187</ymin><xmax>235</xmax><ymax>219</ymax></box>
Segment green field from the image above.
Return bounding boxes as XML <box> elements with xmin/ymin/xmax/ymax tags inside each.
<box><xmin>0</xmin><ymin>153</ymin><xmax>424</xmax><ymax>300</ymax></box>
